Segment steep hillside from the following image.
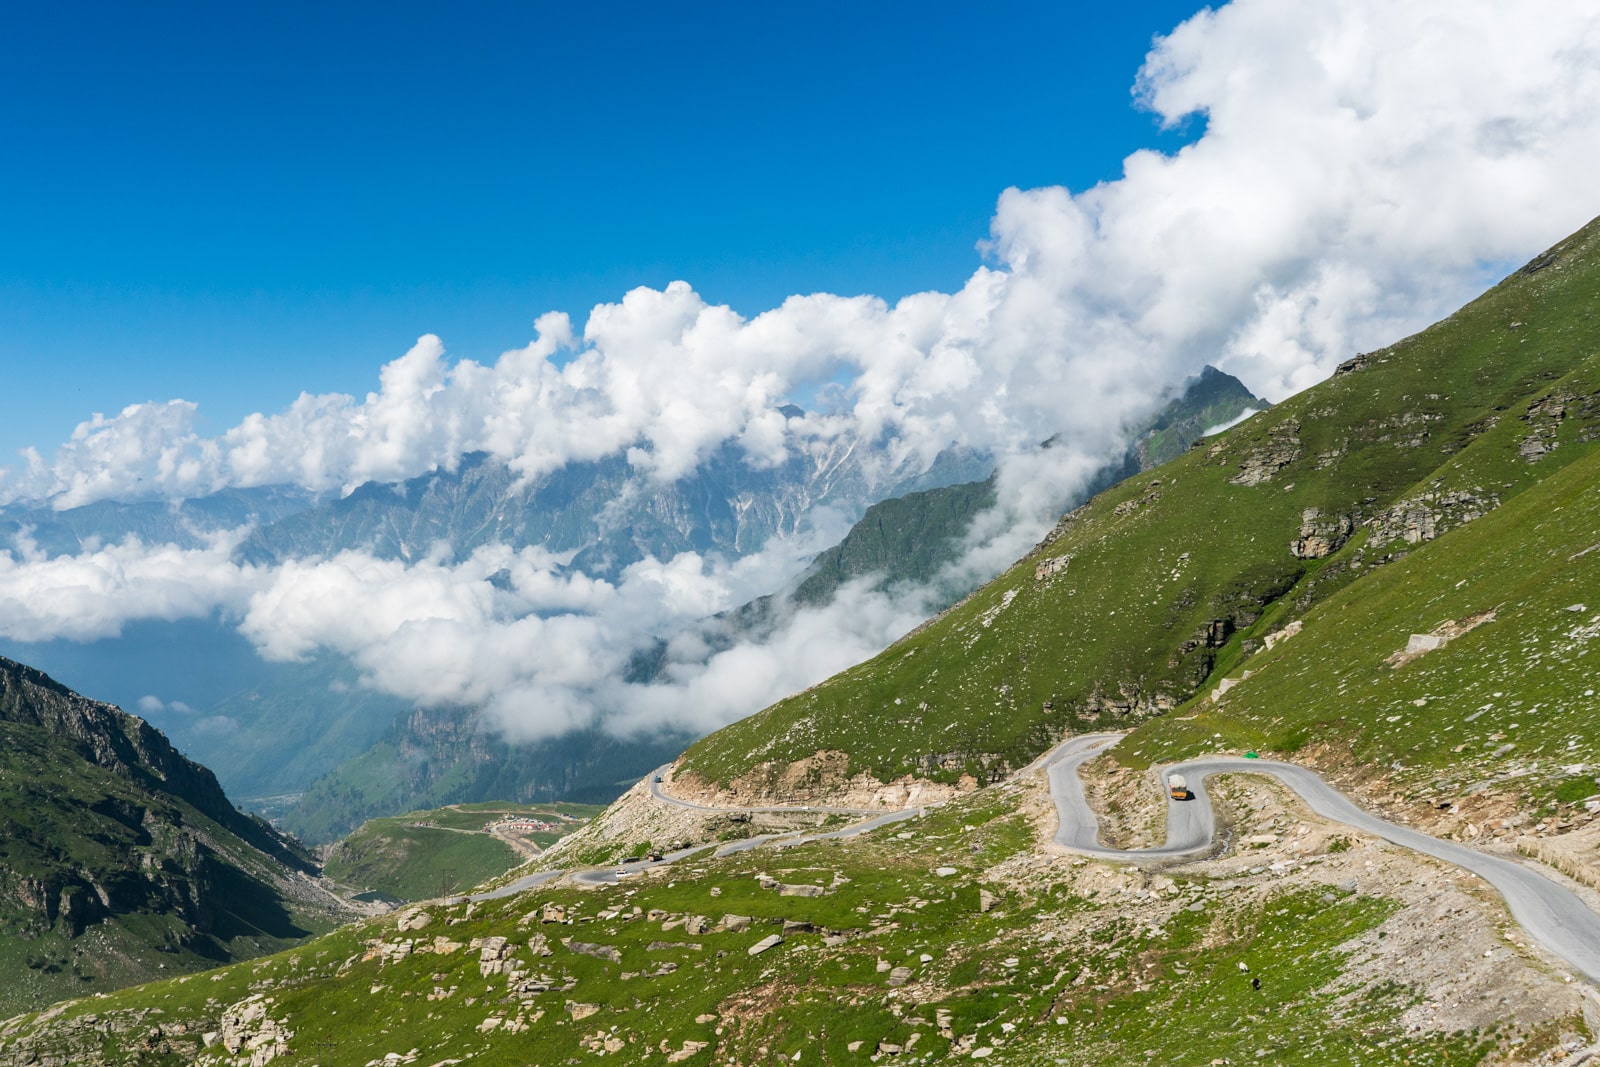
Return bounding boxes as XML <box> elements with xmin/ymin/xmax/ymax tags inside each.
<box><xmin>0</xmin><ymin>658</ymin><xmax>353</xmax><ymax>1015</ymax></box>
<box><xmin>1128</xmin><ymin>433</ymin><xmax>1600</xmax><ymax>816</ymax></box>
<box><xmin>788</xmin><ymin>365</ymin><xmax>1265</xmax><ymax>610</ymax></box>
<box><xmin>681</xmin><ymin>214</ymin><xmax>1600</xmax><ymax>794</ymax></box>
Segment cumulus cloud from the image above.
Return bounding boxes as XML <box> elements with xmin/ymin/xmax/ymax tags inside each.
<box><xmin>137</xmin><ymin>695</ymin><xmax>193</xmax><ymax>716</ymax></box>
<box><xmin>0</xmin><ymin>528</ymin><xmax>262</xmax><ymax>643</ymax></box>
<box><xmin>12</xmin><ymin>4</ymin><xmax>1596</xmax><ymax>513</ymax></box>
<box><xmin>3</xmin><ymin>0</ymin><xmax>1600</xmax><ymax>742</ymax></box>
<box><xmin>0</xmin><ymin>504</ymin><xmax>934</xmax><ymax>740</ymax></box>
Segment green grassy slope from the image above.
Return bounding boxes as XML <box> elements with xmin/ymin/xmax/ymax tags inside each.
<box><xmin>682</xmin><ymin>215</ymin><xmax>1600</xmax><ymax>788</ymax></box>
<box><xmin>323</xmin><ymin>803</ymin><xmax>598</xmax><ymax>902</ymax></box>
<box><xmin>0</xmin><ymin>789</ymin><xmax>1515</xmax><ymax>1066</ymax></box>
<box><xmin>325</xmin><ymin>822</ymin><xmax>519</xmax><ymax>902</ymax></box>
<box><xmin>1128</xmin><ymin>438</ymin><xmax>1600</xmax><ymax>803</ymax></box>
<box><xmin>0</xmin><ymin>660</ymin><xmax>344</xmax><ymax>1016</ymax></box>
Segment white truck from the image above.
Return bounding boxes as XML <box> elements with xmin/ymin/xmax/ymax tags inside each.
<box><xmin>1167</xmin><ymin>773</ymin><xmax>1189</xmax><ymax>800</ymax></box>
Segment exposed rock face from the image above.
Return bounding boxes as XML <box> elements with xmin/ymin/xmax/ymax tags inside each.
<box><xmin>1076</xmin><ymin>682</ymin><xmax>1177</xmax><ymax>722</ymax></box>
<box><xmin>1290</xmin><ymin>508</ymin><xmax>1355</xmax><ymax>559</ymax></box>
<box><xmin>1364</xmin><ymin>490</ymin><xmax>1498</xmax><ymax>548</ymax></box>
<box><xmin>1333</xmin><ymin>352</ymin><xmax>1371</xmax><ymax>376</ymax></box>
<box><xmin>0</xmin><ymin>657</ymin><xmax>305</xmax><ymax>870</ymax></box>
<box><xmin>564</xmin><ymin>939</ymin><xmax>622</xmax><ymax>963</ymax></box>
<box><xmin>1230</xmin><ymin>420</ymin><xmax>1301</xmax><ymax>486</ymax></box>
<box><xmin>218</xmin><ymin>995</ymin><xmax>292</xmax><ymax>1064</ymax></box>
<box><xmin>1520</xmin><ymin>392</ymin><xmax>1568</xmax><ymax>461</ymax></box>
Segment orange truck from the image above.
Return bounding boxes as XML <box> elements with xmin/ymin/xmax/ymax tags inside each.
<box><xmin>1167</xmin><ymin>773</ymin><xmax>1189</xmax><ymax>800</ymax></box>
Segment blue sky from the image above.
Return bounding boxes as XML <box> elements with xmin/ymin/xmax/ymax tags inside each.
<box><xmin>2</xmin><ymin>0</ymin><xmax>1205</xmax><ymax>463</ymax></box>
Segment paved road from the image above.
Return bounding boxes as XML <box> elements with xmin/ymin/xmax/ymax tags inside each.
<box><xmin>1047</xmin><ymin>733</ymin><xmax>1600</xmax><ymax>985</ymax></box>
<box><xmin>463</xmin><ymin>868</ymin><xmax>566</xmax><ymax>901</ymax></box>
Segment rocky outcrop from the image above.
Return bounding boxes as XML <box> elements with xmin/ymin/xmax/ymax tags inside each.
<box><xmin>1290</xmin><ymin>507</ymin><xmax>1355</xmax><ymax>559</ymax></box>
<box><xmin>1364</xmin><ymin>490</ymin><xmax>1497</xmax><ymax>548</ymax></box>
<box><xmin>216</xmin><ymin>995</ymin><xmax>292</xmax><ymax>1064</ymax></box>
<box><xmin>1520</xmin><ymin>391</ymin><xmax>1569</xmax><ymax>461</ymax></box>
<box><xmin>0</xmin><ymin>657</ymin><xmax>310</xmax><ymax>872</ymax></box>
<box><xmin>1229</xmin><ymin>420</ymin><xmax>1301</xmax><ymax>486</ymax></box>
<box><xmin>1074</xmin><ymin>683</ymin><xmax>1177</xmax><ymax>721</ymax></box>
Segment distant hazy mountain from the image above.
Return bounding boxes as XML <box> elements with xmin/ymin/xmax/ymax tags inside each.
<box><xmin>0</xmin><ymin>485</ymin><xmax>319</xmax><ymax>556</ymax></box>
<box><xmin>237</xmin><ymin>432</ymin><xmax>991</xmax><ymax>577</ymax></box>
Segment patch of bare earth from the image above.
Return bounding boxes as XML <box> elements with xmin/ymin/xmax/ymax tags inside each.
<box><xmin>541</xmin><ymin>778</ymin><xmax>825</xmax><ymax>870</ymax></box>
<box><xmin>670</xmin><ymin>750</ymin><xmax>974</xmax><ymax>810</ymax></box>
<box><xmin>1077</xmin><ymin>752</ymin><xmax>1168</xmax><ymax>848</ymax></box>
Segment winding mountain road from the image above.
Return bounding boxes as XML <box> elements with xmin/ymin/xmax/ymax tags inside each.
<box><xmin>1047</xmin><ymin>733</ymin><xmax>1600</xmax><ymax>985</ymax></box>
<box><xmin>459</xmin><ymin>735</ymin><xmax>1600</xmax><ymax>987</ymax></box>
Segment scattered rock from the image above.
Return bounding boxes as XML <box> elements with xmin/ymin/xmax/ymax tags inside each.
<box><xmin>394</xmin><ymin>909</ymin><xmax>432</xmax><ymax>932</ymax></box>
<box><xmin>563</xmin><ymin>939</ymin><xmax>621</xmax><ymax>963</ymax></box>
<box><xmin>748</xmin><ymin>934</ymin><xmax>784</xmax><ymax>956</ymax></box>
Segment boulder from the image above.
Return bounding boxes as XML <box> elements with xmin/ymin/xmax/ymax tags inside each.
<box><xmin>748</xmin><ymin>934</ymin><xmax>784</xmax><ymax>955</ymax></box>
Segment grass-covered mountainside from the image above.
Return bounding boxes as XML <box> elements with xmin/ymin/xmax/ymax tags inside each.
<box><xmin>787</xmin><ymin>366</ymin><xmax>1266</xmax><ymax>611</ymax></box>
<box><xmin>0</xmin><ymin>658</ymin><xmax>350</xmax><ymax>1016</ymax></box>
<box><xmin>0</xmin><ymin>778</ymin><xmax>1556</xmax><ymax>1066</ymax></box>
<box><xmin>323</xmin><ymin>801</ymin><xmax>599</xmax><ymax>902</ymax></box>
<box><xmin>683</xmin><ymin>215</ymin><xmax>1600</xmax><ymax>794</ymax></box>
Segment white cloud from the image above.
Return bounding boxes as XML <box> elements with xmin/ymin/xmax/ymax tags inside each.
<box><xmin>0</xmin><ymin>528</ymin><xmax>261</xmax><ymax>643</ymax></box>
<box><xmin>14</xmin><ymin>2</ymin><xmax>1595</xmax><ymax>514</ymax></box>
<box><xmin>14</xmin><ymin>0</ymin><xmax>1600</xmax><ymax>511</ymax></box>
<box><xmin>3</xmin><ymin>0</ymin><xmax>1600</xmax><ymax>744</ymax></box>
<box><xmin>136</xmin><ymin>695</ymin><xmax>193</xmax><ymax>716</ymax></box>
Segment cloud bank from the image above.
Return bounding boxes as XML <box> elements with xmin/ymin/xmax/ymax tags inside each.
<box><xmin>3</xmin><ymin>0</ymin><xmax>1600</xmax><ymax>743</ymax></box>
<box><xmin>13</xmin><ymin>3</ymin><xmax>1600</xmax><ymax>513</ymax></box>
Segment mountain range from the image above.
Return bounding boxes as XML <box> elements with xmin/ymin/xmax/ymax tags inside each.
<box><xmin>0</xmin><ymin>215</ymin><xmax>1598</xmax><ymax>1064</ymax></box>
<box><xmin>1</xmin><ymin>368</ymin><xmax>1263</xmax><ymax>843</ymax></box>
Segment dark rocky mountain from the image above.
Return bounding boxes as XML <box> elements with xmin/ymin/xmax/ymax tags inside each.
<box><xmin>0</xmin><ymin>657</ymin><xmax>351</xmax><ymax>1015</ymax></box>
